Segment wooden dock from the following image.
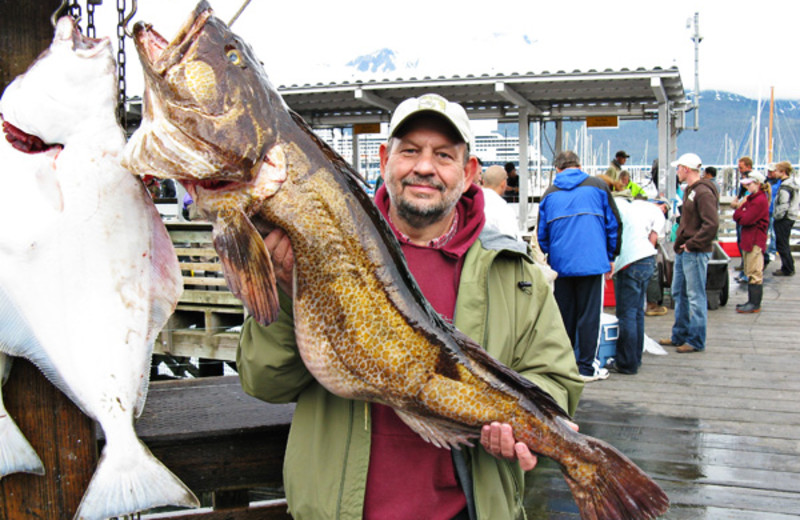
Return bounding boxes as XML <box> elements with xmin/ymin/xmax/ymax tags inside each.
<box><xmin>525</xmin><ymin>263</ymin><xmax>800</xmax><ymax>519</ymax></box>
<box><xmin>4</xmin><ymin>215</ymin><xmax>798</xmax><ymax>518</ymax></box>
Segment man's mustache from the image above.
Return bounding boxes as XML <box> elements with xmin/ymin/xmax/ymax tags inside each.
<box><xmin>401</xmin><ymin>175</ymin><xmax>445</xmax><ymax>192</ymax></box>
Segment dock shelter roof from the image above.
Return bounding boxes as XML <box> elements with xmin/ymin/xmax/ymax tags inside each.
<box><xmin>276</xmin><ymin>66</ymin><xmax>690</xmax><ymax>126</ymax></box>
<box><xmin>274</xmin><ymin>66</ymin><xmax>690</xmax><ymax>225</ymax></box>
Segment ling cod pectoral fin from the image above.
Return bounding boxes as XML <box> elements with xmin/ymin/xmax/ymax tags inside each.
<box><xmin>212</xmin><ymin>208</ymin><xmax>279</xmax><ymax>325</ymax></box>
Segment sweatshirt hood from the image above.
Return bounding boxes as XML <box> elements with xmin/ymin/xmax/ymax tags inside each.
<box><xmin>553</xmin><ymin>168</ymin><xmax>589</xmax><ymax>190</ymax></box>
<box><xmin>374</xmin><ymin>183</ymin><xmax>485</xmax><ymax>259</ymax></box>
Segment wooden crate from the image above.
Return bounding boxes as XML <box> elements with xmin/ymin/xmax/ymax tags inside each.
<box><xmin>155</xmin><ymin>221</ymin><xmax>246</xmax><ymax>362</ymax></box>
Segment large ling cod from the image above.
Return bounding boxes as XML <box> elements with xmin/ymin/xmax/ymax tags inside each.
<box><xmin>0</xmin><ymin>16</ymin><xmax>198</xmax><ymax>519</ymax></box>
<box><xmin>123</xmin><ymin>3</ymin><xmax>669</xmax><ymax>519</ymax></box>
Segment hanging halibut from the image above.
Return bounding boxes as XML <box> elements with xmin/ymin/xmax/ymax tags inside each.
<box><xmin>0</xmin><ymin>16</ymin><xmax>198</xmax><ymax>519</ymax></box>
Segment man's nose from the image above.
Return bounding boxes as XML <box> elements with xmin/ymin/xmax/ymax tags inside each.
<box><xmin>414</xmin><ymin>149</ymin><xmax>436</xmax><ymax>174</ymax></box>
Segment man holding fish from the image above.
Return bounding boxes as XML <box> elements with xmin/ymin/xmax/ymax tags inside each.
<box><xmin>238</xmin><ymin>94</ymin><xmax>584</xmax><ymax>519</ymax></box>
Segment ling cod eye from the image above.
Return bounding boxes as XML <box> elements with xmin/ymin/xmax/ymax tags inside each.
<box><xmin>226</xmin><ymin>49</ymin><xmax>241</xmax><ymax>65</ymax></box>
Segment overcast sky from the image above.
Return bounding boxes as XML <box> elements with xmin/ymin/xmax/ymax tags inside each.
<box><xmin>93</xmin><ymin>0</ymin><xmax>797</xmax><ymax>101</ymax></box>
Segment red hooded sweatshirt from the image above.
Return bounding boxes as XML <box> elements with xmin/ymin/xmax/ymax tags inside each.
<box><xmin>733</xmin><ymin>188</ymin><xmax>769</xmax><ymax>252</ymax></box>
<box><xmin>363</xmin><ymin>184</ymin><xmax>485</xmax><ymax>520</ymax></box>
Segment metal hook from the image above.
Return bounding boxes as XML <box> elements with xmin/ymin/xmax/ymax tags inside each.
<box><xmin>122</xmin><ymin>0</ymin><xmax>138</xmax><ymax>37</ymax></box>
<box><xmin>51</xmin><ymin>0</ymin><xmax>70</xmax><ymax>27</ymax></box>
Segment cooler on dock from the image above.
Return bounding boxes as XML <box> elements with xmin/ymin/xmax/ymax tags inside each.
<box><xmin>596</xmin><ymin>313</ymin><xmax>618</xmax><ymax>368</ymax></box>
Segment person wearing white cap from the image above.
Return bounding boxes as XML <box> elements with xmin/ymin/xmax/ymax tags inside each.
<box><xmin>238</xmin><ymin>93</ymin><xmax>583</xmax><ymax>520</ymax></box>
<box><xmin>733</xmin><ymin>171</ymin><xmax>769</xmax><ymax>313</ymax></box>
<box><xmin>658</xmin><ymin>153</ymin><xmax>719</xmax><ymax>353</ymax></box>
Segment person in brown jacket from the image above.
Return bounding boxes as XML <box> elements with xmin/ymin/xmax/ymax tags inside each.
<box><xmin>659</xmin><ymin>153</ymin><xmax>719</xmax><ymax>353</ymax></box>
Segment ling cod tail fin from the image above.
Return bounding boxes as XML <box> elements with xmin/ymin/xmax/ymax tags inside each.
<box><xmin>563</xmin><ymin>436</ymin><xmax>669</xmax><ymax>520</ymax></box>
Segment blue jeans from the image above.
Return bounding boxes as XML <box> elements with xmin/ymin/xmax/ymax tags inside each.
<box><xmin>614</xmin><ymin>256</ymin><xmax>656</xmax><ymax>373</ymax></box>
<box><xmin>671</xmin><ymin>251</ymin><xmax>711</xmax><ymax>351</ymax></box>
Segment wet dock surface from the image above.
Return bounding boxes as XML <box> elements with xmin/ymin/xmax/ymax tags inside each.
<box><xmin>524</xmin><ymin>264</ymin><xmax>800</xmax><ymax>519</ymax></box>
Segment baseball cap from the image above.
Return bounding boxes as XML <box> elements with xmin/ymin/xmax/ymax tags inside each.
<box><xmin>767</xmin><ymin>162</ymin><xmax>776</xmax><ymax>172</ymax></box>
<box><xmin>389</xmin><ymin>93</ymin><xmax>475</xmax><ymax>151</ymax></box>
<box><xmin>670</xmin><ymin>153</ymin><xmax>702</xmax><ymax>171</ymax></box>
<box><xmin>615</xmin><ymin>150</ymin><xmax>630</xmax><ymax>158</ymax></box>
<box><xmin>741</xmin><ymin>171</ymin><xmax>765</xmax><ymax>184</ymax></box>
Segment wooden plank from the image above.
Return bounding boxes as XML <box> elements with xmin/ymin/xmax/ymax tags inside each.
<box><xmin>175</xmin><ymin>247</ymin><xmax>219</xmax><ymax>257</ymax></box>
<box><xmin>180</xmin><ymin>262</ymin><xmax>223</xmax><ymax>272</ymax></box>
<box><xmin>527</xmin><ymin>265</ymin><xmax>800</xmax><ymax>518</ymax></box>
<box><xmin>0</xmin><ymin>359</ymin><xmax>96</xmax><ymax>519</ymax></box>
<box><xmin>154</xmin><ymin>331</ymin><xmax>240</xmax><ymax>361</ymax></box>
<box><xmin>143</xmin><ymin>500</ymin><xmax>291</xmax><ymax>519</ymax></box>
<box><xmin>183</xmin><ymin>277</ymin><xmax>229</xmax><ymax>287</ymax></box>
<box><xmin>180</xmin><ymin>290</ymin><xmax>243</xmax><ymax>306</ymax></box>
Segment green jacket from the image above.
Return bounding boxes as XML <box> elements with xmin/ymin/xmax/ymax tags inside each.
<box><xmin>237</xmin><ymin>228</ymin><xmax>583</xmax><ymax>520</ymax></box>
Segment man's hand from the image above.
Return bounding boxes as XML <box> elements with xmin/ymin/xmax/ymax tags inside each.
<box><xmin>264</xmin><ymin>228</ymin><xmax>294</xmax><ymax>297</ymax></box>
<box><xmin>481</xmin><ymin>422</ymin><xmax>538</xmax><ymax>470</ymax></box>
<box><xmin>480</xmin><ymin>421</ymin><xmax>579</xmax><ymax>471</ymax></box>
<box><xmin>481</xmin><ymin>421</ymin><xmax>578</xmax><ymax>471</ymax></box>
<box><xmin>604</xmin><ymin>261</ymin><xmax>615</xmax><ymax>280</ymax></box>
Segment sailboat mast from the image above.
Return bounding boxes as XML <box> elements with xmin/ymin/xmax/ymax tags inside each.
<box><xmin>768</xmin><ymin>86</ymin><xmax>775</xmax><ymax>163</ymax></box>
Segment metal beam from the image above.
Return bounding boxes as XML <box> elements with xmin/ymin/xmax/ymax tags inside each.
<box><xmin>651</xmin><ymin>77</ymin><xmax>668</xmax><ymax>104</ymax></box>
<box><xmin>495</xmin><ymin>82</ymin><xmax>543</xmax><ymax>116</ymax></box>
<box><xmin>354</xmin><ymin>88</ymin><xmax>396</xmax><ymax>112</ymax></box>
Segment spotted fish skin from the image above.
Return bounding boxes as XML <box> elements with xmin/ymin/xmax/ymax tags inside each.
<box><xmin>122</xmin><ymin>3</ymin><xmax>669</xmax><ymax>519</ymax></box>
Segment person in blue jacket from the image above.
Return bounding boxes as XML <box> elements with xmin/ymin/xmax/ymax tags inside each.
<box><xmin>538</xmin><ymin>150</ymin><xmax>622</xmax><ymax>382</ymax></box>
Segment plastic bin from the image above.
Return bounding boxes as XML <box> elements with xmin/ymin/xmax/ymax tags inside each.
<box><xmin>660</xmin><ymin>240</ymin><xmax>730</xmax><ymax>310</ymax></box>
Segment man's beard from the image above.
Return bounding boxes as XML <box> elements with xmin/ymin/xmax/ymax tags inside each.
<box><xmin>389</xmin><ymin>174</ymin><xmax>464</xmax><ymax>229</ymax></box>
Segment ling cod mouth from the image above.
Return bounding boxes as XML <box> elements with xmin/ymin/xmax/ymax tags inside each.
<box><xmin>134</xmin><ymin>3</ymin><xmax>213</xmax><ymax>70</ymax></box>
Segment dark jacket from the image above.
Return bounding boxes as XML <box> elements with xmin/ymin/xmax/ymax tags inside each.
<box><xmin>538</xmin><ymin>168</ymin><xmax>621</xmax><ymax>276</ymax></box>
<box><xmin>733</xmin><ymin>189</ymin><xmax>769</xmax><ymax>252</ymax></box>
<box><xmin>674</xmin><ymin>178</ymin><xmax>719</xmax><ymax>253</ymax></box>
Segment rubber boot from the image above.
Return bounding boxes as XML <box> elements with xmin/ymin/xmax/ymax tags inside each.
<box><xmin>736</xmin><ymin>284</ymin><xmax>762</xmax><ymax>313</ymax></box>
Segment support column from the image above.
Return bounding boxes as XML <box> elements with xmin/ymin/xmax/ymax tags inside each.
<box><xmin>351</xmin><ymin>129</ymin><xmax>360</xmax><ymax>175</ymax></box>
<box><xmin>518</xmin><ymin>108</ymin><xmax>530</xmax><ymax>232</ymax></box>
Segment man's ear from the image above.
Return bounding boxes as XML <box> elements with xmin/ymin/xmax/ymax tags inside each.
<box><xmin>463</xmin><ymin>154</ymin><xmax>479</xmax><ymax>190</ymax></box>
<box><xmin>379</xmin><ymin>142</ymin><xmax>389</xmax><ymax>181</ymax></box>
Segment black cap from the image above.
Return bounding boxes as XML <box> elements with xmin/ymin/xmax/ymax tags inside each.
<box><xmin>615</xmin><ymin>150</ymin><xmax>630</xmax><ymax>159</ymax></box>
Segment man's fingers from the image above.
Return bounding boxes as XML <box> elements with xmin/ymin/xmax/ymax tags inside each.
<box><xmin>263</xmin><ymin>228</ymin><xmax>294</xmax><ymax>296</ymax></box>
<box><xmin>515</xmin><ymin>443</ymin><xmax>538</xmax><ymax>471</ymax></box>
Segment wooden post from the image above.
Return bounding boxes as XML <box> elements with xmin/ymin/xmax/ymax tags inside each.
<box><xmin>0</xmin><ymin>358</ymin><xmax>97</xmax><ymax>519</ymax></box>
<box><xmin>0</xmin><ymin>0</ymin><xmax>62</xmax><ymax>92</ymax></box>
